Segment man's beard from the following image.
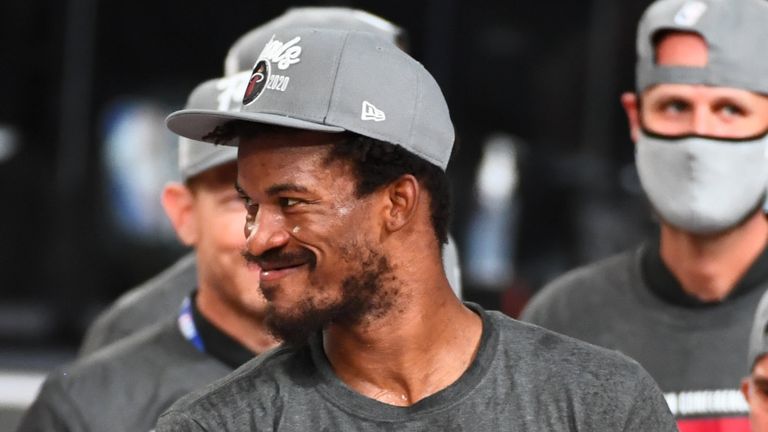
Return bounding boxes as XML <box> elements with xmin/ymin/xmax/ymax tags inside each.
<box><xmin>263</xmin><ymin>248</ymin><xmax>398</xmax><ymax>346</ymax></box>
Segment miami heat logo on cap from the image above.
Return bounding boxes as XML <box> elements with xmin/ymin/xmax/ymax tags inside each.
<box><xmin>242</xmin><ymin>35</ymin><xmax>303</xmax><ymax>106</ymax></box>
<box><xmin>243</xmin><ymin>60</ymin><xmax>269</xmax><ymax>106</ymax></box>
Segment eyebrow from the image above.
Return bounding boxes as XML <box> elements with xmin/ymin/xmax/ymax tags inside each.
<box><xmin>235</xmin><ymin>182</ymin><xmax>310</xmax><ymax>198</ymax></box>
<box><xmin>647</xmin><ymin>94</ymin><xmax>690</xmax><ymax>106</ymax></box>
<box><xmin>266</xmin><ymin>183</ymin><xmax>310</xmax><ymax>196</ymax></box>
<box><xmin>711</xmin><ymin>95</ymin><xmax>751</xmax><ymax>110</ymax></box>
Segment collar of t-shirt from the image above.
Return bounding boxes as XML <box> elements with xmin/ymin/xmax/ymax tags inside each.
<box><xmin>641</xmin><ymin>238</ymin><xmax>768</xmax><ymax>308</ymax></box>
<box><xmin>305</xmin><ymin>302</ymin><xmax>497</xmax><ymax>421</ymax></box>
<box><xmin>189</xmin><ymin>291</ymin><xmax>256</xmax><ymax>369</ymax></box>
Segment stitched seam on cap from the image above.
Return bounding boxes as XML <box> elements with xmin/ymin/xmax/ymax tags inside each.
<box><xmin>323</xmin><ymin>31</ymin><xmax>351</xmax><ymax>124</ymax></box>
<box><xmin>408</xmin><ymin>62</ymin><xmax>421</xmax><ymax>159</ymax></box>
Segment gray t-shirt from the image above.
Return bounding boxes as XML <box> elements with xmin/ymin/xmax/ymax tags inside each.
<box><xmin>522</xmin><ymin>243</ymin><xmax>766</xmax><ymax>425</ymax></box>
<box><xmin>79</xmin><ymin>253</ymin><xmax>197</xmax><ymax>356</ymax></box>
<box><xmin>156</xmin><ymin>304</ymin><xmax>676</xmax><ymax>431</ymax></box>
<box><xmin>18</xmin><ymin>318</ymin><xmax>231</xmax><ymax>432</ymax></box>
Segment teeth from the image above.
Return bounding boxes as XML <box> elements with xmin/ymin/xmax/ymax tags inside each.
<box><xmin>261</xmin><ymin>263</ymin><xmax>303</xmax><ymax>274</ymax></box>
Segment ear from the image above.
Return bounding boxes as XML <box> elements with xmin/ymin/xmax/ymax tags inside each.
<box><xmin>621</xmin><ymin>92</ymin><xmax>641</xmax><ymax>143</ymax></box>
<box><xmin>161</xmin><ymin>182</ymin><xmax>198</xmax><ymax>246</ymax></box>
<box><xmin>381</xmin><ymin>174</ymin><xmax>420</xmax><ymax>234</ymax></box>
<box><xmin>741</xmin><ymin>377</ymin><xmax>752</xmax><ymax>403</ymax></box>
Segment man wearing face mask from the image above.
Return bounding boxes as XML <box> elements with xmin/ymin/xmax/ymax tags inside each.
<box><xmin>522</xmin><ymin>0</ymin><xmax>768</xmax><ymax>428</ymax></box>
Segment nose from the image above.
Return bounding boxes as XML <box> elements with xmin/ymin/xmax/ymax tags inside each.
<box><xmin>691</xmin><ymin>105</ymin><xmax>713</xmax><ymax>136</ymax></box>
<box><xmin>244</xmin><ymin>206</ymin><xmax>290</xmax><ymax>257</ymax></box>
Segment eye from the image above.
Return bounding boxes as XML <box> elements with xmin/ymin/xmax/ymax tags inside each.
<box><xmin>238</xmin><ymin>194</ymin><xmax>258</xmax><ymax>213</ymax></box>
<box><xmin>279</xmin><ymin>197</ymin><xmax>302</xmax><ymax>207</ymax></box>
<box><xmin>660</xmin><ymin>99</ymin><xmax>689</xmax><ymax>115</ymax></box>
<box><xmin>244</xmin><ymin>212</ymin><xmax>256</xmax><ymax>238</ymax></box>
<box><xmin>717</xmin><ymin>103</ymin><xmax>746</xmax><ymax>118</ymax></box>
<box><xmin>241</xmin><ymin>200</ymin><xmax>259</xmax><ymax>219</ymax></box>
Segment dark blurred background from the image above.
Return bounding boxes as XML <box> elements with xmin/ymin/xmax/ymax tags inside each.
<box><xmin>0</xmin><ymin>0</ymin><xmax>660</xmax><ymax>411</ymax></box>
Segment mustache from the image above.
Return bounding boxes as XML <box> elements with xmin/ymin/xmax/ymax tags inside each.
<box><xmin>241</xmin><ymin>247</ymin><xmax>317</xmax><ymax>271</ymax></box>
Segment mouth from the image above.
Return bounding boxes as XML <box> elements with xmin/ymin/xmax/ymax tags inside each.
<box><xmin>243</xmin><ymin>247</ymin><xmax>316</xmax><ymax>283</ymax></box>
<box><xmin>259</xmin><ymin>261</ymin><xmax>309</xmax><ymax>282</ymax></box>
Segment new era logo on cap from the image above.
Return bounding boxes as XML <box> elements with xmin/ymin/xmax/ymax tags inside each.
<box><xmin>674</xmin><ymin>1</ymin><xmax>708</xmax><ymax>26</ymax></box>
<box><xmin>361</xmin><ymin>100</ymin><xmax>385</xmax><ymax>122</ymax></box>
<box><xmin>216</xmin><ymin>72</ymin><xmax>249</xmax><ymax>111</ymax></box>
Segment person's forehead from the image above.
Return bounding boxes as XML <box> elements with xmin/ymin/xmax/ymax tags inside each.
<box><xmin>235</xmin><ymin>131</ymin><xmax>352</xmax><ymax>186</ymax></box>
<box><xmin>235</xmin><ymin>131</ymin><xmax>333</xmax><ymax>166</ymax></box>
<box><xmin>239</xmin><ymin>129</ymin><xmax>342</xmax><ymax>150</ymax></box>
<box><xmin>755</xmin><ymin>356</ymin><xmax>768</xmax><ymax>376</ymax></box>
<box><xmin>654</xmin><ymin>31</ymin><xmax>707</xmax><ymax>66</ymax></box>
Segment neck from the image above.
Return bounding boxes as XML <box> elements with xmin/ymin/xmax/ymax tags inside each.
<box><xmin>659</xmin><ymin>211</ymin><xmax>768</xmax><ymax>302</ymax></box>
<box><xmin>196</xmin><ymin>286</ymin><xmax>277</xmax><ymax>355</ymax></box>
<box><xmin>322</xmin><ymin>250</ymin><xmax>482</xmax><ymax>407</ymax></box>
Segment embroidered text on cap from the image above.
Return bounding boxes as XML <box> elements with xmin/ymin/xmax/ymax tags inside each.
<box><xmin>242</xmin><ymin>35</ymin><xmax>304</xmax><ymax>106</ymax></box>
<box><xmin>216</xmin><ymin>72</ymin><xmax>250</xmax><ymax>111</ymax></box>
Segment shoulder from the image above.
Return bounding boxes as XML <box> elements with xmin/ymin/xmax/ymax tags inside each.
<box><xmin>53</xmin><ymin>318</ymin><xmax>212</xmax><ymax>408</ymax></box>
<box><xmin>160</xmin><ymin>344</ymin><xmax>306</xmax><ymax>426</ymax></box>
<box><xmin>103</xmin><ymin>253</ymin><xmax>196</xmax><ymax>322</ymax></box>
<box><xmin>79</xmin><ymin>253</ymin><xmax>196</xmax><ymax>355</ymax></box>
<box><xmin>520</xmin><ymin>248</ymin><xmax>639</xmax><ymax>324</ymax></box>
<box><xmin>15</xmin><ymin>372</ymin><xmax>86</xmax><ymax>432</ymax></box>
<box><xmin>29</xmin><ymin>320</ymin><xmax>223</xmax><ymax>430</ymax></box>
<box><xmin>490</xmin><ymin>312</ymin><xmax>670</xmax><ymax>417</ymax></box>
<box><xmin>20</xmin><ymin>323</ymin><xmax>178</xmax><ymax>430</ymax></box>
<box><xmin>493</xmin><ymin>311</ymin><xmax>639</xmax><ymax>373</ymax></box>
<box><xmin>56</xmin><ymin>320</ymin><xmax>187</xmax><ymax>394</ymax></box>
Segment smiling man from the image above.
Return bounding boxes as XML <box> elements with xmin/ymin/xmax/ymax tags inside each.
<box><xmin>522</xmin><ymin>0</ymin><xmax>768</xmax><ymax>429</ymax></box>
<box><xmin>78</xmin><ymin>7</ymin><xmax>417</xmax><ymax>357</ymax></box>
<box><xmin>156</xmin><ymin>27</ymin><xmax>676</xmax><ymax>431</ymax></box>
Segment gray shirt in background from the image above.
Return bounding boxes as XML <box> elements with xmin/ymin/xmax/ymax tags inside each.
<box><xmin>18</xmin><ymin>318</ymin><xmax>231</xmax><ymax>432</ymax></box>
<box><xmin>156</xmin><ymin>303</ymin><xmax>676</xmax><ymax>431</ymax></box>
<box><xmin>522</xmin><ymin>243</ymin><xmax>766</xmax><ymax>424</ymax></box>
<box><xmin>79</xmin><ymin>253</ymin><xmax>196</xmax><ymax>356</ymax></box>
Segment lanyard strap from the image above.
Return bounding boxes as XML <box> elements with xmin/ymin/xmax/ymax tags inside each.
<box><xmin>177</xmin><ymin>296</ymin><xmax>205</xmax><ymax>353</ymax></box>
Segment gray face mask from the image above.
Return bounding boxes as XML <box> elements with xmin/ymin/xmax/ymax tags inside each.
<box><xmin>635</xmin><ymin>129</ymin><xmax>768</xmax><ymax>234</ymax></box>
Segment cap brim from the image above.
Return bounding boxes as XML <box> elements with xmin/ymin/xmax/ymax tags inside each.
<box><xmin>166</xmin><ymin>109</ymin><xmax>346</xmax><ymax>145</ymax></box>
<box><xmin>181</xmin><ymin>147</ymin><xmax>239</xmax><ymax>181</ymax></box>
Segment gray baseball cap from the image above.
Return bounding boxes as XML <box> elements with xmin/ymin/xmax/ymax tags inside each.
<box><xmin>636</xmin><ymin>0</ymin><xmax>768</xmax><ymax>94</ymax></box>
<box><xmin>224</xmin><ymin>7</ymin><xmax>405</xmax><ymax>76</ymax></box>
<box><xmin>749</xmin><ymin>290</ymin><xmax>768</xmax><ymax>371</ymax></box>
<box><xmin>178</xmin><ymin>76</ymin><xmax>245</xmax><ymax>181</ymax></box>
<box><xmin>167</xmin><ymin>28</ymin><xmax>454</xmax><ymax>170</ymax></box>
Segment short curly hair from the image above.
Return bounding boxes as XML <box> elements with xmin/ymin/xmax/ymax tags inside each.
<box><xmin>204</xmin><ymin>121</ymin><xmax>452</xmax><ymax>244</ymax></box>
<box><xmin>325</xmin><ymin>135</ymin><xmax>451</xmax><ymax>245</ymax></box>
